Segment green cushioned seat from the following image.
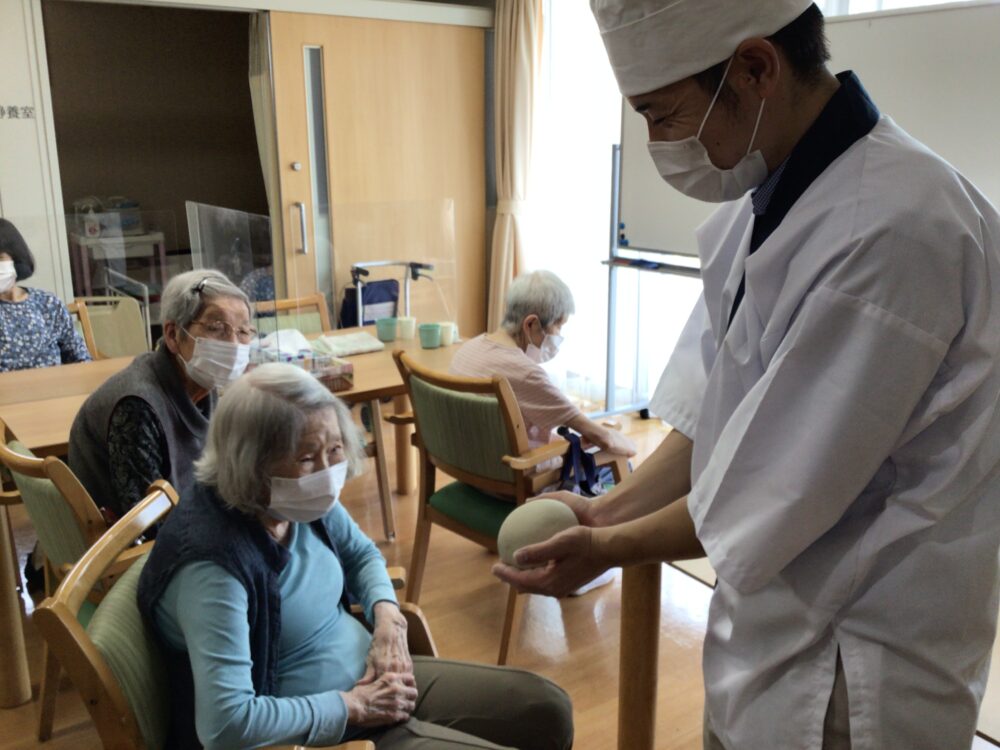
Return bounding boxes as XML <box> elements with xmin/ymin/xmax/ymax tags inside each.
<box><xmin>87</xmin><ymin>555</ymin><xmax>168</xmax><ymax>749</ymax></box>
<box><xmin>429</xmin><ymin>482</ymin><xmax>517</xmax><ymax>539</ymax></box>
<box><xmin>7</xmin><ymin>441</ymin><xmax>89</xmax><ymax>570</ymax></box>
<box><xmin>409</xmin><ymin>375</ymin><xmax>516</xmax><ymax>484</ymax></box>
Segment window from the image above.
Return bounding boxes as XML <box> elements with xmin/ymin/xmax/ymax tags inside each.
<box><xmin>820</xmin><ymin>0</ymin><xmax>970</xmax><ymax>16</ymax></box>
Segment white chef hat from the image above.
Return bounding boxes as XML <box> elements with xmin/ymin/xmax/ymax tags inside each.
<box><xmin>591</xmin><ymin>0</ymin><xmax>815</xmax><ymax>97</ymax></box>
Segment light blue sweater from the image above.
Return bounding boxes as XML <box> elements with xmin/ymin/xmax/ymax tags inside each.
<box><xmin>154</xmin><ymin>504</ymin><xmax>396</xmax><ymax>749</ymax></box>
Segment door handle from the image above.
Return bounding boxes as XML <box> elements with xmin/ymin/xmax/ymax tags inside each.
<box><xmin>294</xmin><ymin>201</ymin><xmax>309</xmax><ymax>255</ymax></box>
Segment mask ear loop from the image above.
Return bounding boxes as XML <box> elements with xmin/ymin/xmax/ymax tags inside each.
<box><xmin>696</xmin><ymin>56</ymin><xmax>736</xmax><ymax>140</ymax></box>
<box><xmin>746</xmin><ymin>98</ymin><xmax>767</xmax><ymax>156</ymax></box>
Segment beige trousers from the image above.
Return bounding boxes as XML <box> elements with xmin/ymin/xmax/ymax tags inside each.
<box><xmin>704</xmin><ymin>656</ymin><xmax>851</xmax><ymax>750</ymax></box>
<box><xmin>344</xmin><ymin>656</ymin><xmax>574</xmax><ymax>750</ymax></box>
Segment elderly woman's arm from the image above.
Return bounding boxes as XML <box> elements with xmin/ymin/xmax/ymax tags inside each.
<box><xmin>155</xmin><ymin>561</ymin><xmax>351</xmax><ymax>750</ymax></box>
<box><xmin>105</xmin><ymin>397</ymin><xmax>169</xmax><ymax>520</ymax></box>
<box><xmin>323</xmin><ymin>504</ymin><xmax>411</xmax><ymax>680</ymax></box>
<box><xmin>51</xmin><ymin>295</ymin><xmax>91</xmax><ymax>363</ymax></box>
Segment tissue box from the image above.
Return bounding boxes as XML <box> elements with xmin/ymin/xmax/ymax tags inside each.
<box><xmin>312</xmin><ymin>357</ymin><xmax>354</xmax><ymax>393</ymax></box>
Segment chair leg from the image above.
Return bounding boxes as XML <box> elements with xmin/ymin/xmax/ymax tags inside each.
<box><xmin>368</xmin><ymin>399</ymin><xmax>396</xmax><ymax>541</ymax></box>
<box><xmin>406</xmin><ymin>518</ymin><xmax>432</xmax><ymax>604</ymax></box>
<box><xmin>497</xmin><ymin>585</ymin><xmax>525</xmax><ymax>666</ymax></box>
<box><xmin>36</xmin><ymin>642</ymin><xmax>60</xmax><ymax>740</ymax></box>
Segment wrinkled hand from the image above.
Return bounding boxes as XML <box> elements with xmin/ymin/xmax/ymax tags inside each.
<box><xmin>359</xmin><ymin>602</ymin><xmax>412</xmax><ymax>684</ymax></box>
<box><xmin>594</xmin><ymin>428</ymin><xmax>637</xmax><ymax>458</ymax></box>
<box><xmin>492</xmin><ymin>525</ymin><xmax>610</xmax><ymax>598</ymax></box>
<box><xmin>341</xmin><ymin>671</ymin><xmax>417</xmax><ymax>727</ymax></box>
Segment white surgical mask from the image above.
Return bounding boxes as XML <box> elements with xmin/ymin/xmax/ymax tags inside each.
<box><xmin>179</xmin><ymin>331</ymin><xmax>250</xmax><ymax>391</ymax></box>
<box><xmin>268</xmin><ymin>461</ymin><xmax>349</xmax><ymax>524</ymax></box>
<box><xmin>0</xmin><ymin>260</ymin><xmax>17</xmax><ymax>294</ymax></box>
<box><xmin>526</xmin><ymin>333</ymin><xmax>563</xmax><ymax>364</ymax></box>
<box><xmin>647</xmin><ymin>57</ymin><xmax>768</xmax><ymax>203</ymax></box>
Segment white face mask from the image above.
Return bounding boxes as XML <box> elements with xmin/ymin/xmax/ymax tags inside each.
<box><xmin>0</xmin><ymin>260</ymin><xmax>17</xmax><ymax>294</ymax></box>
<box><xmin>268</xmin><ymin>460</ymin><xmax>349</xmax><ymax>524</ymax></box>
<box><xmin>526</xmin><ymin>333</ymin><xmax>563</xmax><ymax>364</ymax></box>
<box><xmin>179</xmin><ymin>332</ymin><xmax>250</xmax><ymax>391</ymax></box>
<box><xmin>646</xmin><ymin>57</ymin><xmax>768</xmax><ymax>203</ymax></box>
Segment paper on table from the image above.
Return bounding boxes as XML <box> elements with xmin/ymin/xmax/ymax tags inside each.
<box><xmin>312</xmin><ymin>331</ymin><xmax>386</xmax><ymax>357</ymax></box>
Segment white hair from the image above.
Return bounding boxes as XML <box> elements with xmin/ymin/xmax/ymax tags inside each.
<box><xmin>159</xmin><ymin>269</ymin><xmax>251</xmax><ymax>329</ymax></box>
<box><xmin>194</xmin><ymin>363</ymin><xmax>366</xmax><ymax>514</ymax></box>
<box><xmin>501</xmin><ymin>270</ymin><xmax>575</xmax><ymax>335</ymax></box>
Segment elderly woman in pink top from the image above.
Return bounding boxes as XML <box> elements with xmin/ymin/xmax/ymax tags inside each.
<box><xmin>450</xmin><ymin>270</ymin><xmax>636</xmax><ymax>459</ymax></box>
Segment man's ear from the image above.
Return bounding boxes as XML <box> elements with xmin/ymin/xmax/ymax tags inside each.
<box><xmin>733</xmin><ymin>38</ymin><xmax>781</xmax><ymax>99</ymax></box>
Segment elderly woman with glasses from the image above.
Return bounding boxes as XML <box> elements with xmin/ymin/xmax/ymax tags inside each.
<box><xmin>138</xmin><ymin>363</ymin><xmax>573</xmax><ymax>750</ymax></box>
<box><xmin>69</xmin><ymin>269</ymin><xmax>256</xmax><ymax>522</ymax></box>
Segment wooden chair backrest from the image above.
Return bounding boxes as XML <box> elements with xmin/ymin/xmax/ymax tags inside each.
<box><xmin>394</xmin><ymin>350</ymin><xmax>534</xmax><ymax>499</ymax></box>
<box><xmin>255</xmin><ymin>293</ymin><xmax>332</xmax><ymax>333</ymax></box>
<box><xmin>32</xmin><ymin>481</ymin><xmax>178</xmax><ymax>750</ymax></box>
<box><xmin>67</xmin><ymin>300</ymin><xmax>103</xmax><ymax>359</ymax></box>
<box><xmin>0</xmin><ymin>417</ymin><xmax>107</xmax><ymax>565</ymax></box>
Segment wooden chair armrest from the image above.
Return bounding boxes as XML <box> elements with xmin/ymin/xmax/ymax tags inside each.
<box><xmin>502</xmin><ymin>440</ymin><xmax>569</xmax><ymax>471</ymax></box>
<box><xmin>386</xmin><ymin>566</ymin><xmax>406</xmax><ymax>590</ymax></box>
<box><xmin>384</xmin><ymin>412</ymin><xmax>414</xmax><ymax>425</ymax></box>
<box><xmin>0</xmin><ymin>488</ymin><xmax>21</xmax><ymax>506</ymax></box>
<box><xmin>104</xmin><ymin>541</ymin><xmax>154</xmax><ymax>579</ymax></box>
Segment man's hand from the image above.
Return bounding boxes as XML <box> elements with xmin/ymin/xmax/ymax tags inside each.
<box><xmin>492</xmin><ymin>525</ymin><xmax>611</xmax><ymax>598</ymax></box>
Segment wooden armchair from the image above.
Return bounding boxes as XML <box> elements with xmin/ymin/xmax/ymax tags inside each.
<box><xmin>33</xmin><ymin>479</ymin><xmax>433</xmax><ymax>750</ymax></box>
<box><xmin>0</xmin><ymin>416</ymin><xmax>139</xmax><ymax>739</ymax></box>
<box><xmin>393</xmin><ymin>350</ymin><xmax>628</xmax><ymax>665</ymax></box>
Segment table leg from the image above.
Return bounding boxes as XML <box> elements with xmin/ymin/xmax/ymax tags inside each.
<box><xmin>0</xmin><ymin>506</ymin><xmax>31</xmax><ymax>708</ymax></box>
<box><xmin>69</xmin><ymin>240</ymin><xmax>83</xmax><ymax>297</ymax></box>
<box><xmin>369</xmin><ymin>399</ymin><xmax>396</xmax><ymax>541</ymax></box>
<box><xmin>393</xmin><ymin>395</ymin><xmax>414</xmax><ymax>494</ymax></box>
<box><xmin>618</xmin><ymin>563</ymin><xmax>661</xmax><ymax>750</ymax></box>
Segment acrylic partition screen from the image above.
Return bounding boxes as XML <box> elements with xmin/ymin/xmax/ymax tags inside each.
<box><xmin>328</xmin><ymin>198</ymin><xmax>459</xmax><ymax>336</ymax></box>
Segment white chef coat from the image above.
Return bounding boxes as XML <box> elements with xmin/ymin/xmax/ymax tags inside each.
<box><xmin>653</xmin><ymin>115</ymin><xmax>1000</xmax><ymax>749</ymax></box>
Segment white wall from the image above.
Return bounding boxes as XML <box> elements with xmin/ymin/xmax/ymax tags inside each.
<box><xmin>0</xmin><ymin>0</ymin><xmax>72</xmax><ymax>300</ymax></box>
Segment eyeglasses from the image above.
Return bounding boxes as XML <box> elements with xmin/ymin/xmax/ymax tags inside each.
<box><xmin>189</xmin><ymin>318</ymin><xmax>258</xmax><ymax>343</ymax></box>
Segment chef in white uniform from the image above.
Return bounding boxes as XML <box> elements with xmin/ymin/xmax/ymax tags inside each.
<box><xmin>493</xmin><ymin>2</ymin><xmax>1000</xmax><ymax>748</ymax></box>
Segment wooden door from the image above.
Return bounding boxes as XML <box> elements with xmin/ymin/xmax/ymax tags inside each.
<box><xmin>270</xmin><ymin>12</ymin><xmax>486</xmax><ymax>335</ymax></box>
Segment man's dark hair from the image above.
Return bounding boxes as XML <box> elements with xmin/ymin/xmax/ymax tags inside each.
<box><xmin>0</xmin><ymin>218</ymin><xmax>35</xmax><ymax>281</ymax></box>
<box><xmin>693</xmin><ymin>4</ymin><xmax>830</xmax><ymax>99</ymax></box>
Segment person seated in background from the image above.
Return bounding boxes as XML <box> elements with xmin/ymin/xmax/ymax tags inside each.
<box><xmin>0</xmin><ymin>218</ymin><xmax>91</xmax><ymax>371</ymax></box>
<box><xmin>138</xmin><ymin>363</ymin><xmax>574</xmax><ymax>750</ymax></box>
<box><xmin>451</xmin><ymin>270</ymin><xmax>637</xmax><ymax>460</ymax></box>
<box><xmin>69</xmin><ymin>269</ymin><xmax>254</xmax><ymax>522</ymax></box>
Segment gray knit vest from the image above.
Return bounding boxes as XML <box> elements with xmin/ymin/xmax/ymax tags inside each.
<box><xmin>69</xmin><ymin>344</ymin><xmax>215</xmax><ymax>516</ymax></box>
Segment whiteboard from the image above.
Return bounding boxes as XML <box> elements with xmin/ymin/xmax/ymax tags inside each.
<box><xmin>617</xmin><ymin>0</ymin><xmax>1000</xmax><ymax>257</ymax></box>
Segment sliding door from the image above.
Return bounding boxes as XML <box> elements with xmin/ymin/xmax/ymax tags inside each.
<box><xmin>270</xmin><ymin>12</ymin><xmax>486</xmax><ymax>334</ymax></box>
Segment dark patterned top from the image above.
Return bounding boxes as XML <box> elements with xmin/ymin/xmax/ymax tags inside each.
<box><xmin>106</xmin><ymin>396</ymin><xmax>170</xmax><ymax>521</ymax></box>
<box><xmin>0</xmin><ymin>287</ymin><xmax>91</xmax><ymax>372</ymax></box>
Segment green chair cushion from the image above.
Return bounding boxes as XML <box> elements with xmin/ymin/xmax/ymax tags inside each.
<box><xmin>7</xmin><ymin>441</ymin><xmax>89</xmax><ymax>570</ymax></box>
<box><xmin>429</xmin><ymin>482</ymin><xmax>517</xmax><ymax>539</ymax></box>
<box><xmin>408</xmin><ymin>376</ymin><xmax>516</xmax><ymax>484</ymax></box>
<box><xmin>87</xmin><ymin>555</ymin><xmax>168</xmax><ymax>749</ymax></box>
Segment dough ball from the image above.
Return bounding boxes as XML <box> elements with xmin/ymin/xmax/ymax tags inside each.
<box><xmin>498</xmin><ymin>499</ymin><xmax>579</xmax><ymax>568</ymax></box>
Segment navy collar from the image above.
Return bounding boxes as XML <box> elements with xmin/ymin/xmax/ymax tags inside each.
<box><xmin>728</xmin><ymin>72</ymin><xmax>881</xmax><ymax>328</ymax></box>
<box><xmin>750</xmin><ymin>71</ymin><xmax>880</xmax><ymax>241</ymax></box>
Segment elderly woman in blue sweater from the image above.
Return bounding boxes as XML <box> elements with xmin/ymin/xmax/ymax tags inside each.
<box><xmin>138</xmin><ymin>363</ymin><xmax>573</xmax><ymax>750</ymax></box>
<box><xmin>0</xmin><ymin>218</ymin><xmax>90</xmax><ymax>371</ymax></box>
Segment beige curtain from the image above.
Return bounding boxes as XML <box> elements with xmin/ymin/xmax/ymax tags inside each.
<box><xmin>487</xmin><ymin>0</ymin><xmax>543</xmax><ymax>331</ymax></box>
<box><xmin>248</xmin><ymin>14</ymin><xmax>284</xmax><ymax>270</ymax></box>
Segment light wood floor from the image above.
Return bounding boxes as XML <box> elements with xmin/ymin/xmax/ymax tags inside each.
<box><xmin>0</xmin><ymin>413</ymin><xmax>710</xmax><ymax>750</ymax></box>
